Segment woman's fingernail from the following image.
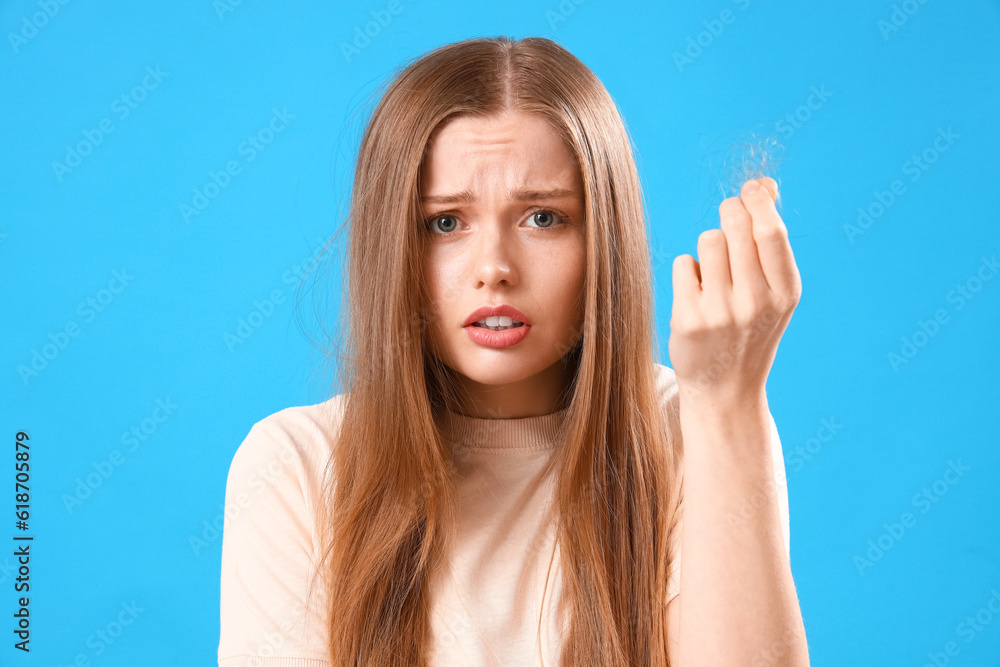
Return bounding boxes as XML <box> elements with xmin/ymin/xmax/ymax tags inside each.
<box><xmin>745</xmin><ymin>180</ymin><xmax>761</xmax><ymax>194</ymax></box>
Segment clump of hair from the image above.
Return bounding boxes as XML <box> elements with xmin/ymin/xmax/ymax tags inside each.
<box><xmin>718</xmin><ymin>131</ymin><xmax>785</xmax><ymax>208</ymax></box>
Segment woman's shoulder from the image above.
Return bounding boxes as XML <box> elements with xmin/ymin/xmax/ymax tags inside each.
<box><xmin>219</xmin><ymin>395</ymin><xmax>347</xmax><ymax>663</ymax></box>
<box><xmin>226</xmin><ymin>394</ymin><xmax>348</xmax><ymax>501</ymax></box>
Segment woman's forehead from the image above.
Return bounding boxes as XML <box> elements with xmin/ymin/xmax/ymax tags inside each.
<box><xmin>419</xmin><ymin>113</ymin><xmax>582</xmax><ymax>198</ymax></box>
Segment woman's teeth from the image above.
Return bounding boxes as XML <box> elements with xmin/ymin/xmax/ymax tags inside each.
<box><xmin>474</xmin><ymin>315</ymin><xmax>524</xmax><ymax>331</ymax></box>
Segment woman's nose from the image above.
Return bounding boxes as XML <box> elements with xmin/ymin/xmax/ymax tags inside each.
<box><xmin>472</xmin><ymin>222</ymin><xmax>518</xmax><ymax>288</ymax></box>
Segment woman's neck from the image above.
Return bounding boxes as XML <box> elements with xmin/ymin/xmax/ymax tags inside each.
<box><xmin>447</xmin><ymin>358</ymin><xmax>576</xmax><ymax>418</ymax></box>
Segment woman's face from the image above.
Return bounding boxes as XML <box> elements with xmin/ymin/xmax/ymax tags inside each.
<box><xmin>419</xmin><ymin>111</ymin><xmax>587</xmax><ymax>418</ymax></box>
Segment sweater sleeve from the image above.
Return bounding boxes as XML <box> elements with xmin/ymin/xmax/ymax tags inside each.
<box><xmin>218</xmin><ymin>413</ymin><xmax>332</xmax><ymax>666</ymax></box>
<box><xmin>661</xmin><ymin>367</ymin><xmax>791</xmax><ymax>604</ymax></box>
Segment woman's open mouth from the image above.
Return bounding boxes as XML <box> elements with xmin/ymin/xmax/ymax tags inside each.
<box><xmin>470</xmin><ymin>315</ymin><xmax>525</xmax><ymax>332</ymax></box>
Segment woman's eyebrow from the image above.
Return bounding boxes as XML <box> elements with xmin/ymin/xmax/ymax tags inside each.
<box><xmin>420</xmin><ymin>187</ymin><xmax>577</xmax><ymax>204</ymax></box>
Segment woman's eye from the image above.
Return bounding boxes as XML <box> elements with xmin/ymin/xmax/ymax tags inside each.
<box><xmin>425</xmin><ymin>210</ymin><xmax>564</xmax><ymax>234</ymax></box>
<box><xmin>428</xmin><ymin>215</ymin><xmax>459</xmax><ymax>234</ymax></box>
<box><xmin>526</xmin><ymin>210</ymin><xmax>559</xmax><ymax>228</ymax></box>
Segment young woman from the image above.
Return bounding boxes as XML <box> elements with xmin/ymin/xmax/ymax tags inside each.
<box><xmin>218</xmin><ymin>36</ymin><xmax>808</xmax><ymax>666</ymax></box>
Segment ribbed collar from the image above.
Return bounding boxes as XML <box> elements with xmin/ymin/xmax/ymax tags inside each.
<box><xmin>438</xmin><ymin>405</ymin><xmax>571</xmax><ymax>451</ymax></box>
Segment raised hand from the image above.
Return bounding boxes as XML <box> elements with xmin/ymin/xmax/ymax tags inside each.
<box><xmin>668</xmin><ymin>178</ymin><xmax>802</xmax><ymax>408</ymax></box>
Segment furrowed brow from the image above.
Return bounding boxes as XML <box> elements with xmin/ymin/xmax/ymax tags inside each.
<box><xmin>510</xmin><ymin>187</ymin><xmax>576</xmax><ymax>201</ymax></box>
<box><xmin>420</xmin><ymin>187</ymin><xmax>576</xmax><ymax>204</ymax></box>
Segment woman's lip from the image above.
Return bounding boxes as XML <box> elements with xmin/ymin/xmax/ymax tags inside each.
<box><xmin>464</xmin><ymin>323</ymin><xmax>530</xmax><ymax>349</ymax></box>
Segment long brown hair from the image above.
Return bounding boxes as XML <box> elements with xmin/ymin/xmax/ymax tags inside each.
<box><xmin>312</xmin><ymin>35</ymin><xmax>681</xmax><ymax>666</ymax></box>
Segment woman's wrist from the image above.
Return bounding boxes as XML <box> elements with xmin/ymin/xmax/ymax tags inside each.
<box><xmin>677</xmin><ymin>383</ymin><xmax>769</xmax><ymax>420</ymax></box>
<box><xmin>676</xmin><ymin>385</ymin><xmax>773</xmax><ymax>471</ymax></box>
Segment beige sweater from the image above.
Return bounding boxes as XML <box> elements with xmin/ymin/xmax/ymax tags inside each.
<box><xmin>217</xmin><ymin>363</ymin><xmax>790</xmax><ymax>666</ymax></box>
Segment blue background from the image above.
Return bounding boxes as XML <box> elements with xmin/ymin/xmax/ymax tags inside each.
<box><xmin>2</xmin><ymin>0</ymin><xmax>999</xmax><ymax>664</ymax></box>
